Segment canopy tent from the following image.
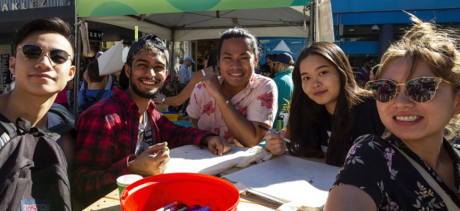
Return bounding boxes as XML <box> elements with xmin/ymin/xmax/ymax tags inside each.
<box><xmin>77</xmin><ymin>0</ymin><xmax>311</xmax><ymax>41</ymax></box>
<box><xmin>73</xmin><ymin>0</ymin><xmax>313</xmax><ymax>115</ymax></box>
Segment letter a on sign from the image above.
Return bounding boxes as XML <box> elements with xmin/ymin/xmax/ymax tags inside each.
<box><xmin>2</xmin><ymin>4</ymin><xmax>7</xmax><ymax>11</ymax></box>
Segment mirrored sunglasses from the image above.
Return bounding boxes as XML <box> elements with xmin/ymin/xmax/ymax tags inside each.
<box><xmin>365</xmin><ymin>77</ymin><xmax>450</xmax><ymax>103</ymax></box>
<box><xmin>19</xmin><ymin>44</ymin><xmax>71</xmax><ymax>65</ymax></box>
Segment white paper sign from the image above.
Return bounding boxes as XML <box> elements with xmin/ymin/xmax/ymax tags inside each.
<box><xmin>98</xmin><ymin>40</ymin><xmax>124</xmax><ymax>76</ymax></box>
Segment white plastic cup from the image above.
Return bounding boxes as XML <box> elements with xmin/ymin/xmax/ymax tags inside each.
<box><xmin>116</xmin><ymin>174</ymin><xmax>143</xmax><ymax>196</ymax></box>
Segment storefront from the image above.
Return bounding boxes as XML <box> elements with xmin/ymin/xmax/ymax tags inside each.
<box><xmin>331</xmin><ymin>0</ymin><xmax>460</xmax><ymax>70</ymax></box>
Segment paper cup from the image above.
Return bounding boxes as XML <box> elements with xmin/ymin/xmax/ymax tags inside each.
<box><xmin>117</xmin><ymin>174</ymin><xmax>143</xmax><ymax>196</ymax></box>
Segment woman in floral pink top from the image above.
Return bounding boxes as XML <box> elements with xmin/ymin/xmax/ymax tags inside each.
<box><xmin>187</xmin><ymin>28</ymin><xmax>278</xmax><ymax>147</ymax></box>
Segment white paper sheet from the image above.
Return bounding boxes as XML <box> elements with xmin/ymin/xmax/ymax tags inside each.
<box><xmin>98</xmin><ymin>40</ymin><xmax>124</xmax><ymax>76</ymax></box>
<box><xmin>164</xmin><ymin>145</ymin><xmax>272</xmax><ymax>175</ymax></box>
<box><xmin>224</xmin><ymin>155</ymin><xmax>341</xmax><ymax>208</ymax></box>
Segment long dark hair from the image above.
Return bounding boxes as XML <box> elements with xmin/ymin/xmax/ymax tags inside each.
<box><xmin>287</xmin><ymin>42</ymin><xmax>370</xmax><ymax>166</ymax></box>
<box><xmin>206</xmin><ymin>49</ymin><xmax>220</xmax><ymax>74</ymax></box>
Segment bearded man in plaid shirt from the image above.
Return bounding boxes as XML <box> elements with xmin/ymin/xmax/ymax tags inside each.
<box><xmin>72</xmin><ymin>34</ymin><xmax>231</xmax><ymax>206</ymax></box>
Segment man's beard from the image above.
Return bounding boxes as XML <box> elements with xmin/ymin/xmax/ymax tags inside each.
<box><xmin>130</xmin><ymin>76</ymin><xmax>163</xmax><ymax>99</ymax></box>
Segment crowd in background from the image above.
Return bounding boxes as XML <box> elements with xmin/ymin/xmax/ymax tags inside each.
<box><xmin>1</xmin><ymin>12</ymin><xmax>460</xmax><ymax>211</ymax></box>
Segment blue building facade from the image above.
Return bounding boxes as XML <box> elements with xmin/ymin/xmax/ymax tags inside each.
<box><xmin>331</xmin><ymin>0</ymin><xmax>460</xmax><ymax>69</ymax></box>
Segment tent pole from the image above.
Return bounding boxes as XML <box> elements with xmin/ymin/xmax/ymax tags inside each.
<box><xmin>308</xmin><ymin>2</ymin><xmax>314</xmax><ymax>45</ymax></box>
<box><xmin>171</xmin><ymin>29</ymin><xmax>176</xmax><ymax>80</ymax></box>
<box><xmin>314</xmin><ymin>0</ymin><xmax>319</xmax><ymax>42</ymax></box>
<box><xmin>73</xmin><ymin>16</ymin><xmax>81</xmax><ymax>116</ymax></box>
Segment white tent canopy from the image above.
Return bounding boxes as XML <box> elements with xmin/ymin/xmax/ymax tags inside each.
<box><xmin>83</xmin><ymin>6</ymin><xmax>310</xmax><ymax>42</ymax></box>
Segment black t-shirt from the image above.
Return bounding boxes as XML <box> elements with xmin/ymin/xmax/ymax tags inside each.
<box><xmin>319</xmin><ymin>99</ymin><xmax>385</xmax><ymax>159</ymax></box>
<box><xmin>333</xmin><ymin>134</ymin><xmax>460</xmax><ymax>210</ymax></box>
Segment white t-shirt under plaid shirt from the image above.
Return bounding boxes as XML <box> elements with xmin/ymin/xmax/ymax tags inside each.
<box><xmin>186</xmin><ymin>74</ymin><xmax>278</xmax><ymax>146</ymax></box>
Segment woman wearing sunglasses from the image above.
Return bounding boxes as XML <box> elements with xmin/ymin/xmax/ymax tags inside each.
<box><xmin>325</xmin><ymin>14</ymin><xmax>460</xmax><ymax>210</ymax></box>
<box><xmin>265</xmin><ymin>41</ymin><xmax>385</xmax><ymax>167</ymax></box>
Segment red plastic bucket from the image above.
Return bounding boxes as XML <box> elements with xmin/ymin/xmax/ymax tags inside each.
<box><xmin>120</xmin><ymin>173</ymin><xmax>240</xmax><ymax>211</ymax></box>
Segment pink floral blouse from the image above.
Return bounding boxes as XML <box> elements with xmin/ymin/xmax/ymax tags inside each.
<box><xmin>187</xmin><ymin>74</ymin><xmax>278</xmax><ymax>146</ymax></box>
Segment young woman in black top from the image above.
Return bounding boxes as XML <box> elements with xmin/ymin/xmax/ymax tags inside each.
<box><xmin>326</xmin><ymin>14</ymin><xmax>460</xmax><ymax>210</ymax></box>
<box><xmin>266</xmin><ymin>41</ymin><xmax>385</xmax><ymax>166</ymax></box>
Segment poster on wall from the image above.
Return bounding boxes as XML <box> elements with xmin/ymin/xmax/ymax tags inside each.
<box><xmin>1</xmin><ymin>54</ymin><xmax>10</xmax><ymax>90</ymax></box>
<box><xmin>258</xmin><ymin>37</ymin><xmax>307</xmax><ymax>65</ymax></box>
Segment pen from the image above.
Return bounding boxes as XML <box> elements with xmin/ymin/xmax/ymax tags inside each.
<box><xmin>156</xmin><ymin>201</ymin><xmax>178</xmax><ymax>211</ymax></box>
<box><xmin>154</xmin><ymin>147</ymin><xmax>169</xmax><ymax>156</ymax></box>
<box><xmin>258</xmin><ymin>125</ymin><xmax>291</xmax><ymax>143</ymax></box>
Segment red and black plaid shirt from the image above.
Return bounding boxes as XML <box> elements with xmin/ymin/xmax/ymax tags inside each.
<box><xmin>72</xmin><ymin>87</ymin><xmax>213</xmax><ymax>204</ymax></box>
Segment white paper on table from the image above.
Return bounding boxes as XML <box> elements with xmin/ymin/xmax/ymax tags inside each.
<box><xmin>223</xmin><ymin>155</ymin><xmax>341</xmax><ymax>209</ymax></box>
<box><xmin>98</xmin><ymin>40</ymin><xmax>124</xmax><ymax>76</ymax></box>
<box><xmin>164</xmin><ymin>145</ymin><xmax>272</xmax><ymax>175</ymax></box>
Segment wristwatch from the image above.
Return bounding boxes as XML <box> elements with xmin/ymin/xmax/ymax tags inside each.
<box><xmin>162</xmin><ymin>98</ymin><xmax>166</xmax><ymax>103</ymax></box>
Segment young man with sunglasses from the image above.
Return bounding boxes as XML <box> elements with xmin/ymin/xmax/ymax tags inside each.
<box><xmin>72</xmin><ymin>34</ymin><xmax>231</xmax><ymax>206</ymax></box>
<box><xmin>0</xmin><ymin>17</ymin><xmax>76</xmax><ymax>164</ymax></box>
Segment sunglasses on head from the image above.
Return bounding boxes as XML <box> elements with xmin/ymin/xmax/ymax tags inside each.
<box><xmin>365</xmin><ymin>77</ymin><xmax>451</xmax><ymax>103</ymax></box>
<box><xmin>18</xmin><ymin>44</ymin><xmax>71</xmax><ymax>65</ymax></box>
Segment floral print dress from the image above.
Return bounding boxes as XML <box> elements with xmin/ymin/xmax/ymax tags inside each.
<box><xmin>186</xmin><ymin>74</ymin><xmax>278</xmax><ymax>146</ymax></box>
<box><xmin>332</xmin><ymin>134</ymin><xmax>460</xmax><ymax>210</ymax></box>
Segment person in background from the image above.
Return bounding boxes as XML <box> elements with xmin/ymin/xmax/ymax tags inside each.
<box><xmin>259</xmin><ymin>54</ymin><xmax>272</xmax><ymax>76</ymax></box>
<box><xmin>2</xmin><ymin>74</ymin><xmax>15</xmax><ymax>94</ymax></box>
<box><xmin>153</xmin><ymin>49</ymin><xmax>220</xmax><ymax>107</ymax></box>
<box><xmin>187</xmin><ymin>28</ymin><xmax>278</xmax><ymax>147</ymax></box>
<box><xmin>266</xmin><ymin>53</ymin><xmax>278</xmax><ymax>79</ymax></box>
<box><xmin>77</xmin><ymin>59</ymin><xmax>112</xmax><ymax>107</ymax></box>
<box><xmin>272</xmin><ymin>53</ymin><xmax>294</xmax><ymax>129</ymax></box>
<box><xmin>54</xmin><ymin>81</ymin><xmax>71</xmax><ymax>110</ymax></box>
<box><xmin>265</xmin><ymin>42</ymin><xmax>385</xmax><ymax>167</ymax></box>
<box><xmin>326</xmin><ymin>14</ymin><xmax>460</xmax><ymax>210</ymax></box>
<box><xmin>95</xmin><ymin>51</ymin><xmax>103</xmax><ymax>59</ymax></box>
<box><xmin>179</xmin><ymin>56</ymin><xmax>194</xmax><ymax>84</ymax></box>
<box><xmin>80</xmin><ymin>50</ymin><xmax>114</xmax><ymax>91</ymax></box>
<box><xmin>72</xmin><ymin>34</ymin><xmax>231</xmax><ymax>206</ymax></box>
<box><xmin>356</xmin><ymin>57</ymin><xmax>373</xmax><ymax>86</ymax></box>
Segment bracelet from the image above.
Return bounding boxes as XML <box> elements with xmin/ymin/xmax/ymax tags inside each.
<box><xmin>162</xmin><ymin>98</ymin><xmax>166</xmax><ymax>103</ymax></box>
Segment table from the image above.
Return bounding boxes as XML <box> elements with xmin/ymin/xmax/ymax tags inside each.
<box><xmin>82</xmin><ymin>157</ymin><xmax>325</xmax><ymax>211</ymax></box>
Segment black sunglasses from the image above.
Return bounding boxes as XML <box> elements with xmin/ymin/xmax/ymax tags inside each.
<box><xmin>18</xmin><ymin>44</ymin><xmax>72</xmax><ymax>65</ymax></box>
<box><xmin>365</xmin><ymin>77</ymin><xmax>451</xmax><ymax>103</ymax></box>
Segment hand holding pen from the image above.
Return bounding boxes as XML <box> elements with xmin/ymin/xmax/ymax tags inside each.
<box><xmin>259</xmin><ymin>125</ymin><xmax>290</xmax><ymax>156</ymax></box>
<box><xmin>128</xmin><ymin>142</ymin><xmax>170</xmax><ymax>177</ymax></box>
